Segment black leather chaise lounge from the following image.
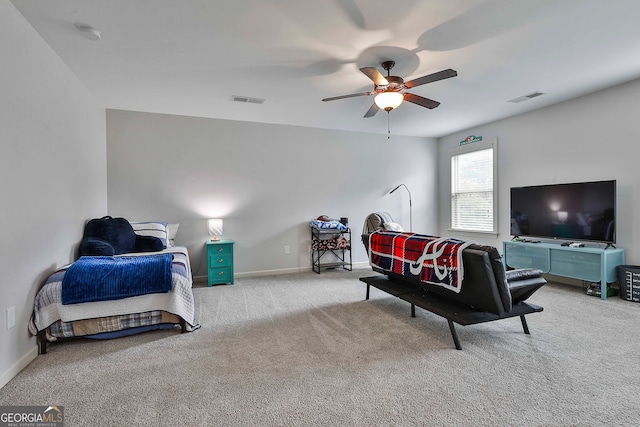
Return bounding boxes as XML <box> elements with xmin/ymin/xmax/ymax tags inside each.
<box><xmin>360</xmin><ymin>212</ymin><xmax>547</xmax><ymax>350</ymax></box>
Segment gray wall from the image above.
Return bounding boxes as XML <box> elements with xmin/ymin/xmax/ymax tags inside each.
<box><xmin>106</xmin><ymin>110</ymin><xmax>439</xmax><ymax>278</ymax></box>
<box><xmin>4</xmin><ymin>0</ymin><xmax>640</xmax><ymax>389</ymax></box>
<box><xmin>438</xmin><ymin>78</ymin><xmax>640</xmax><ymax>263</ymax></box>
<box><xmin>0</xmin><ymin>3</ymin><xmax>107</xmax><ymax>388</ymax></box>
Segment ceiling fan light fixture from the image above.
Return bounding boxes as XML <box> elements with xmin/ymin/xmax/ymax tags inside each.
<box><xmin>374</xmin><ymin>91</ymin><xmax>404</xmax><ymax>112</ymax></box>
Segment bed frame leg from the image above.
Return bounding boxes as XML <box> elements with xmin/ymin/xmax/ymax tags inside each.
<box><xmin>411</xmin><ymin>304</ymin><xmax>416</xmax><ymax>318</ymax></box>
<box><xmin>180</xmin><ymin>318</ymin><xmax>187</xmax><ymax>333</ymax></box>
<box><xmin>366</xmin><ymin>284</ymin><xmax>370</xmax><ymax>300</ymax></box>
<box><xmin>448</xmin><ymin>320</ymin><xmax>462</xmax><ymax>350</ymax></box>
<box><xmin>38</xmin><ymin>330</ymin><xmax>47</xmax><ymax>355</ymax></box>
<box><xmin>520</xmin><ymin>315</ymin><xmax>530</xmax><ymax>335</ymax></box>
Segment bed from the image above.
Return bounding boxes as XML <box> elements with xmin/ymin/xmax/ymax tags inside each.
<box><xmin>29</xmin><ymin>235</ymin><xmax>198</xmax><ymax>354</ymax></box>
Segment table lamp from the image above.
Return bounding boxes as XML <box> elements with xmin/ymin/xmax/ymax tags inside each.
<box><xmin>208</xmin><ymin>218</ymin><xmax>223</xmax><ymax>241</ymax></box>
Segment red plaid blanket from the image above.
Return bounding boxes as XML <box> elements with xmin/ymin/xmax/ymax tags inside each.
<box><xmin>369</xmin><ymin>231</ymin><xmax>475</xmax><ymax>293</ymax></box>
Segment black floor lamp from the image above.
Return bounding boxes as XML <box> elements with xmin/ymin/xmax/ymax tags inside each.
<box><xmin>390</xmin><ymin>184</ymin><xmax>412</xmax><ymax>231</ymax></box>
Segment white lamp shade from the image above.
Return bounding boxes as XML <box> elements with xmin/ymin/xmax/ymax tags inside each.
<box><xmin>374</xmin><ymin>91</ymin><xmax>404</xmax><ymax>110</ymax></box>
<box><xmin>208</xmin><ymin>219</ymin><xmax>223</xmax><ymax>238</ymax></box>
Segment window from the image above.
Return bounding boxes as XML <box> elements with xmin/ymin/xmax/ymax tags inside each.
<box><xmin>450</xmin><ymin>138</ymin><xmax>498</xmax><ymax>234</ymax></box>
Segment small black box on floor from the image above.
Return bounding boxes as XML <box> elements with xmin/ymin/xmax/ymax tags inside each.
<box><xmin>617</xmin><ymin>265</ymin><xmax>640</xmax><ymax>302</ymax></box>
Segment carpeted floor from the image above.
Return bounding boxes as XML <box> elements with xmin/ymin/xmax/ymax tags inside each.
<box><xmin>1</xmin><ymin>268</ymin><xmax>639</xmax><ymax>426</ymax></box>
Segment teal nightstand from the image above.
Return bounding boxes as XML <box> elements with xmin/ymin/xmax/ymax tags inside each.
<box><xmin>206</xmin><ymin>239</ymin><xmax>234</xmax><ymax>286</ymax></box>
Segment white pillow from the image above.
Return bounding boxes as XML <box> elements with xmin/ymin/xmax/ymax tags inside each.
<box><xmin>166</xmin><ymin>223</ymin><xmax>180</xmax><ymax>247</ymax></box>
<box><xmin>130</xmin><ymin>221</ymin><xmax>169</xmax><ymax>248</ymax></box>
<box><xmin>383</xmin><ymin>222</ymin><xmax>404</xmax><ymax>232</ymax></box>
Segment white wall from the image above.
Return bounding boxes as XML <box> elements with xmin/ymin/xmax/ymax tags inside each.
<box><xmin>0</xmin><ymin>3</ymin><xmax>107</xmax><ymax>388</ymax></box>
<box><xmin>438</xmin><ymin>78</ymin><xmax>640</xmax><ymax>263</ymax></box>
<box><xmin>106</xmin><ymin>110</ymin><xmax>438</xmax><ymax>277</ymax></box>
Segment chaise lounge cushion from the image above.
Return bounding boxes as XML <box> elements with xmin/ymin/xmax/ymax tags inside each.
<box><xmin>506</xmin><ymin>269</ymin><xmax>546</xmax><ymax>302</ymax></box>
<box><xmin>469</xmin><ymin>244</ymin><xmax>512</xmax><ymax>312</ymax></box>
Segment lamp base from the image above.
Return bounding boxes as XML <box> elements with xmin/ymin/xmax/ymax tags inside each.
<box><xmin>210</xmin><ymin>236</ymin><xmax>220</xmax><ymax>242</ymax></box>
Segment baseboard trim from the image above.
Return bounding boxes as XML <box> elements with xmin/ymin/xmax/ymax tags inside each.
<box><xmin>0</xmin><ymin>345</ymin><xmax>38</xmax><ymax>390</ymax></box>
<box><xmin>194</xmin><ymin>262</ymin><xmax>369</xmax><ymax>284</ymax></box>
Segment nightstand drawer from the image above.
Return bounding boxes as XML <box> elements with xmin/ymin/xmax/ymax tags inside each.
<box><xmin>209</xmin><ymin>254</ymin><xmax>232</xmax><ymax>268</ymax></box>
<box><xmin>210</xmin><ymin>244</ymin><xmax>232</xmax><ymax>256</ymax></box>
<box><xmin>209</xmin><ymin>266</ymin><xmax>233</xmax><ymax>283</ymax></box>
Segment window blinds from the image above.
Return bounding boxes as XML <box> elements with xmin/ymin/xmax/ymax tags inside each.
<box><xmin>451</xmin><ymin>147</ymin><xmax>494</xmax><ymax>232</ymax></box>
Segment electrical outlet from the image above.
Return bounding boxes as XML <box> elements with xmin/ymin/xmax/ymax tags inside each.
<box><xmin>7</xmin><ymin>306</ymin><xmax>15</xmax><ymax>330</ymax></box>
<box><xmin>284</xmin><ymin>245</ymin><xmax>290</xmax><ymax>255</ymax></box>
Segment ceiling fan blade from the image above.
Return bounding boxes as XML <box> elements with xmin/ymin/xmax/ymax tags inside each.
<box><xmin>363</xmin><ymin>103</ymin><xmax>380</xmax><ymax>118</ymax></box>
<box><xmin>404</xmin><ymin>93</ymin><xmax>441</xmax><ymax>109</ymax></box>
<box><xmin>360</xmin><ymin>67</ymin><xmax>389</xmax><ymax>86</ymax></box>
<box><xmin>404</xmin><ymin>69</ymin><xmax>457</xmax><ymax>89</ymax></box>
<box><xmin>322</xmin><ymin>91</ymin><xmax>375</xmax><ymax>102</ymax></box>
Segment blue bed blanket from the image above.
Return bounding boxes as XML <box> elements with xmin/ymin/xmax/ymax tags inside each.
<box><xmin>61</xmin><ymin>254</ymin><xmax>174</xmax><ymax>305</ymax></box>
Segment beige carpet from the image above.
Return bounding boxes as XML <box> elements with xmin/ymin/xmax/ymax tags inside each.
<box><xmin>1</xmin><ymin>268</ymin><xmax>639</xmax><ymax>426</ymax></box>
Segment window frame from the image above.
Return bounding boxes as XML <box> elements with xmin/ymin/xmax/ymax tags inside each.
<box><xmin>448</xmin><ymin>137</ymin><xmax>498</xmax><ymax>235</ymax></box>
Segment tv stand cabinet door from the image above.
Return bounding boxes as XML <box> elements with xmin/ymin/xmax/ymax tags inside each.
<box><xmin>503</xmin><ymin>242</ymin><xmax>550</xmax><ymax>272</ymax></box>
<box><xmin>549</xmin><ymin>249</ymin><xmax>601</xmax><ymax>282</ymax></box>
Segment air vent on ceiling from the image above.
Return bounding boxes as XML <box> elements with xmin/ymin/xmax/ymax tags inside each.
<box><xmin>232</xmin><ymin>95</ymin><xmax>265</xmax><ymax>105</ymax></box>
<box><xmin>508</xmin><ymin>92</ymin><xmax>545</xmax><ymax>103</ymax></box>
<box><xmin>74</xmin><ymin>23</ymin><xmax>102</xmax><ymax>41</ymax></box>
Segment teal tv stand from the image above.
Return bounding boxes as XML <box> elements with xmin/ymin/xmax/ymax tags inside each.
<box><xmin>503</xmin><ymin>240</ymin><xmax>624</xmax><ymax>300</ymax></box>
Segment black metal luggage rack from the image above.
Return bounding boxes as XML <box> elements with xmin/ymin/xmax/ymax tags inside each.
<box><xmin>310</xmin><ymin>226</ymin><xmax>352</xmax><ymax>274</ymax></box>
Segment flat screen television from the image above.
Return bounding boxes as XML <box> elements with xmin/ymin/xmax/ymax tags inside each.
<box><xmin>510</xmin><ymin>180</ymin><xmax>616</xmax><ymax>244</ymax></box>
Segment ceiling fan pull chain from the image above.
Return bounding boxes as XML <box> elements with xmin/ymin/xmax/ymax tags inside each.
<box><xmin>387</xmin><ymin>112</ymin><xmax>391</xmax><ymax>140</ymax></box>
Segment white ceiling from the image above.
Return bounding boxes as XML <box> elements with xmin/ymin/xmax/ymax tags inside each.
<box><xmin>12</xmin><ymin>0</ymin><xmax>640</xmax><ymax>138</ymax></box>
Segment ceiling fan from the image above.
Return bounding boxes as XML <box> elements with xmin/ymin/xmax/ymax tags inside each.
<box><xmin>322</xmin><ymin>60</ymin><xmax>457</xmax><ymax>118</ymax></box>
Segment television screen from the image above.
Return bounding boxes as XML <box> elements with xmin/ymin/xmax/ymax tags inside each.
<box><xmin>510</xmin><ymin>180</ymin><xmax>616</xmax><ymax>243</ymax></box>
